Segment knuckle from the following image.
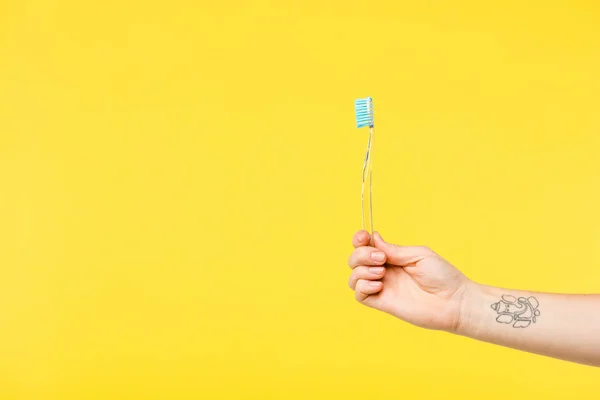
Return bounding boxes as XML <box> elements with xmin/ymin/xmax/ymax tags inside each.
<box><xmin>349</xmin><ymin>248</ymin><xmax>368</xmax><ymax>267</ymax></box>
<box><xmin>359</xmin><ymin>247</ymin><xmax>370</xmax><ymax>260</ymax></box>
<box><xmin>355</xmin><ymin>279</ymin><xmax>366</xmax><ymax>290</ymax></box>
<box><xmin>418</xmin><ymin>245</ymin><xmax>432</xmax><ymax>254</ymax></box>
<box><xmin>355</xmin><ymin>288</ymin><xmax>363</xmax><ymax>301</ymax></box>
<box><xmin>348</xmin><ymin>269</ymin><xmax>364</xmax><ymax>290</ymax></box>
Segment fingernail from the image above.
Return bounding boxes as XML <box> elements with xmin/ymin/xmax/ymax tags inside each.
<box><xmin>375</xmin><ymin>231</ymin><xmax>384</xmax><ymax>241</ymax></box>
<box><xmin>369</xmin><ymin>281</ymin><xmax>381</xmax><ymax>287</ymax></box>
<box><xmin>369</xmin><ymin>267</ymin><xmax>384</xmax><ymax>274</ymax></box>
<box><xmin>371</xmin><ymin>251</ymin><xmax>385</xmax><ymax>262</ymax></box>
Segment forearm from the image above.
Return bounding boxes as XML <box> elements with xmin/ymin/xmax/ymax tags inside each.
<box><xmin>456</xmin><ymin>282</ymin><xmax>600</xmax><ymax>367</ymax></box>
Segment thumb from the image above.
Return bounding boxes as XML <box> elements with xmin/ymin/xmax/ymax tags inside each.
<box><xmin>372</xmin><ymin>232</ymin><xmax>433</xmax><ymax>266</ymax></box>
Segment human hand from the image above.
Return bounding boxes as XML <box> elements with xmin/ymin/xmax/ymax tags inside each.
<box><xmin>347</xmin><ymin>230</ymin><xmax>472</xmax><ymax>332</ymax></box>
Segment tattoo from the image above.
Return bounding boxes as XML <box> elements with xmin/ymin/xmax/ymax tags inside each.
<box><xmin>490</xmin><ymin>295</ymin><xmax>540</xmax><ymax>328</ymax></box>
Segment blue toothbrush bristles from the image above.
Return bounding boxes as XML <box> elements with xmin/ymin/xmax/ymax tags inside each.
<box><xmin>355</xmin><ymin>97</ymin><xmax>374</xmax><ymax>128</ymax></box>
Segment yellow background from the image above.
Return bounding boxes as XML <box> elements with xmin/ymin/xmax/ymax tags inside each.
<box><xmin>1</xmin><ymin>0</ymin><xmax>600</xmax><ymax>398</ymax></box>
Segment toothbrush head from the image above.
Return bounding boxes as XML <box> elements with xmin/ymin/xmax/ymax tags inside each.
<box><xmin>355</xmin><ymin>97</ymin><xmax>374</xmax><ymax>128</ymax></box>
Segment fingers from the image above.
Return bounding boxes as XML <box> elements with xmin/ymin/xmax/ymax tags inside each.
<box><xmin>372</xmin><ymin>231</ymin><xmax>435</xmax><ymax>266</ymax></box>
<box><xmin>348</xmin><ymin>266</ymin><xmax>386</xmax><ymax>290</ymax></box>
<box><xmin>352</xmin><ymin>230</ymin><xmax>371</xmax><ymax>248</ymax></box>
<box><xmin>355</xmin><ymin>279</ymin><xmax>383</xmax><ymax>301</ymax></box>
<box><xmin>347</xmin><ymin>246</ymin><xmax>387</xmax><ymax>269</ymax></box>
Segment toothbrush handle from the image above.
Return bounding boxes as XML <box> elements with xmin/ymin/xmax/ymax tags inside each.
<box><xmin>362</xmin><ymin>127</ymin><xmax>374</xmax><ymax>234</ymax></box>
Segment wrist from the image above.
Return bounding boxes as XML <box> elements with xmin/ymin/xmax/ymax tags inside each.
<box><xmin>453</xmin><ymin>281</ymin><xmax>490</xmax><ymax>337</ymax></box>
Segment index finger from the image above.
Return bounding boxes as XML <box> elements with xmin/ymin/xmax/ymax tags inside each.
<box><xmin>352</xmin><ymin>230</ymin><xmax>371</xmax><ymax>248</ymax></box>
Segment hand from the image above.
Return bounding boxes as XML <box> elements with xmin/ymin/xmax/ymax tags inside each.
<box><xmin>347</xmin><ymin>230</ymin><xmax>472</xmax><ymax>332</ymax></box>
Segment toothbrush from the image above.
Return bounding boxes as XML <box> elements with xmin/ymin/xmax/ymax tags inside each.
<box><xmin>355</xmin><ymin>97</ymin><xmax>374</xmax><ymax>234</ymax></box>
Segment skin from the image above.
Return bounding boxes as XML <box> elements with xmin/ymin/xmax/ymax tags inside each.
<box><xmin>348</xmin><ymin>230</ymin><xmax>600</xmax><ymax>367</ymax></box>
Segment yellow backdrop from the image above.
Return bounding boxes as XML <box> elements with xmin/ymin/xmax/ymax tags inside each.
<box><xmin>1</xmin><ymin>0</ymin><xmax>599</xmax><ymax>398</ymax></box>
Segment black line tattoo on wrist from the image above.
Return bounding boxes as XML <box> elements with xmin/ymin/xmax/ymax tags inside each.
<box><xmin>490</xmin><ymin>295</ymin><xmax>540</xmax><ymax>328</ymax></box>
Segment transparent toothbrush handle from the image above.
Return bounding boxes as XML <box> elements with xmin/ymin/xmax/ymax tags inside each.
<box><xmin>362</xmin><ymin>127</ymin><xmax>374</xmax><ymax>234</ymax></box>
